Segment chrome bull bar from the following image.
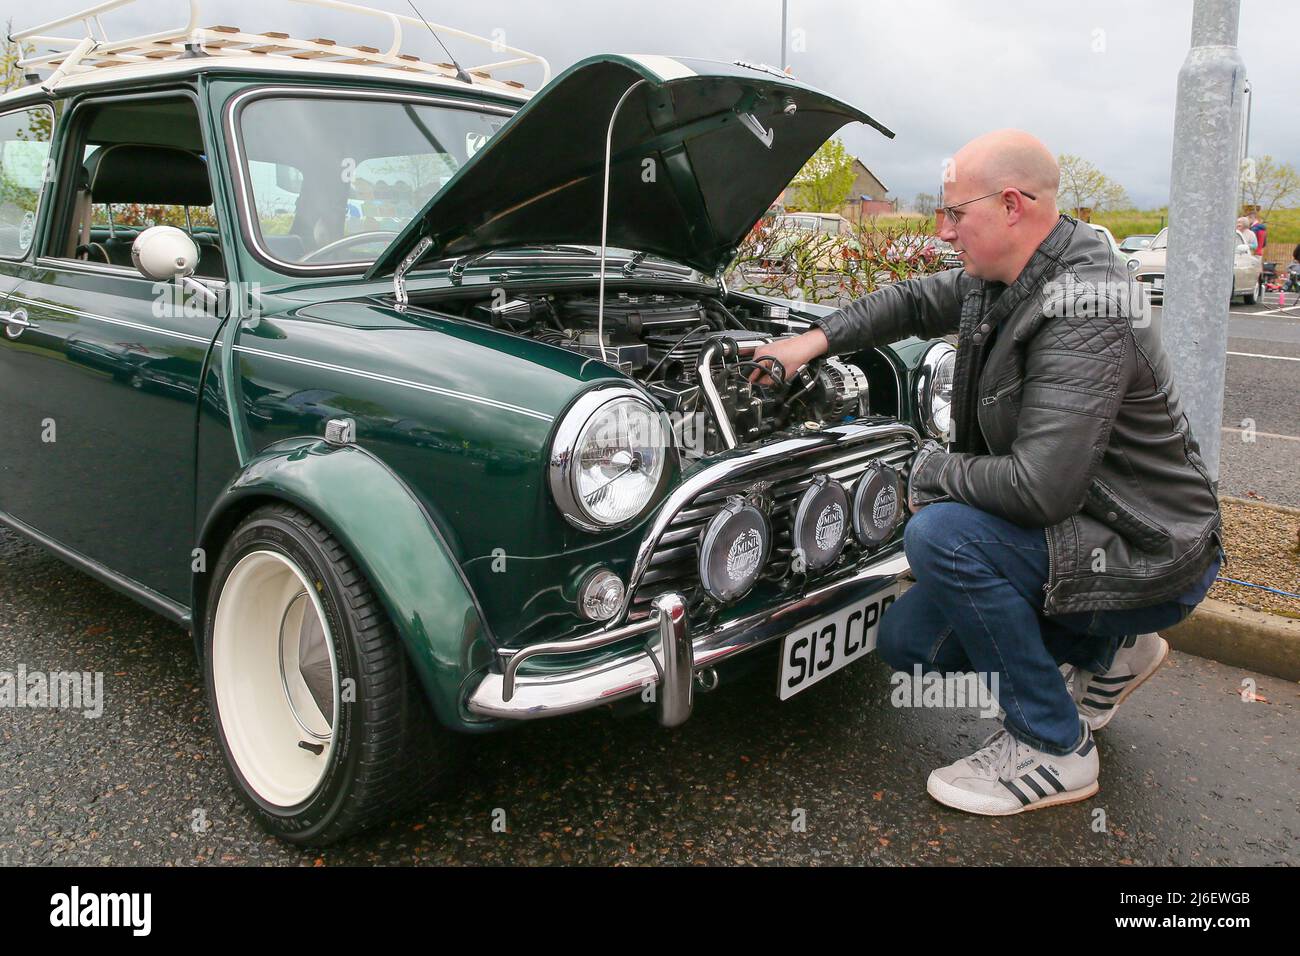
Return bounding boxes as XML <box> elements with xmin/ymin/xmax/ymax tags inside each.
<box><xmin>466</xmin><ymin>551</ymin><xmax>910</xmax><ymax>726</ymax></box>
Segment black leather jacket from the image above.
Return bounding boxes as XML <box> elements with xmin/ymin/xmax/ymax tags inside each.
<box><xmin>812</xmin><ymin>214</ymin><xmax>1224</xmax><ymax>614</ymax></box>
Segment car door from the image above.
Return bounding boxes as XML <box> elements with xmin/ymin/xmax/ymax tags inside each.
<box><xmin>1232</xmin><ymin>233</ymin><xmax>1257</xmax><ymax>296</ymax></box>
<box><xmin>0</xmin><ymin>93</ymin><xmax>227</xmax><ymax>605</ymax></box>
<box><xmin>0</xmin><ymin>101</ymin><xmax>57</xmax><ymax>534</ymax></box>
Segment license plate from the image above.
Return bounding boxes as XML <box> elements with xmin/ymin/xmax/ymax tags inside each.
<box><xmin>1152</xmin><ymin>277</ymin><xmax>1163</xmax><ymax>290</ymax></box>
<box><xmin>777</xmin><ymin>583</ymin><xmax>901</xmax><ymax>700</ymax></box>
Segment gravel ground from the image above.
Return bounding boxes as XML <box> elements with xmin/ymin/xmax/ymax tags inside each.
<box><xmin>1210</xmin><ymin>498</ymin><xmax>1300</xmax><ymax>618</ymax></box>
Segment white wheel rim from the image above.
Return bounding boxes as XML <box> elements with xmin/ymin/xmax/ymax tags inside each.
<box><xmin>212</xmin><ymin>550</ymin><xmax>340</xmax><ymax>807</ymax></box>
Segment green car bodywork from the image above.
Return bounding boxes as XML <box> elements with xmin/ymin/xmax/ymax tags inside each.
<box><xmin>0</xmin><ymin>53</ymin><xmax>943</xmax><ymax>734</ymax></box>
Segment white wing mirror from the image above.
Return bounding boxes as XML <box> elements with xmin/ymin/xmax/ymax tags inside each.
<box><xmin>131</xmin><ymin>225</ymin><xmax>219</xmax><ymax>312</ymax></box>
<box><xmin>131</xmin><ymin>225</ymin><xmax>200</xmax><ymax>281</ymax></box>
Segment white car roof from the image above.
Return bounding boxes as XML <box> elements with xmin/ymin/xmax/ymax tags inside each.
<box><xmin>0</xmin><ymin>55</ymin><xmax>534</xmax><ymax>109</ymax></box>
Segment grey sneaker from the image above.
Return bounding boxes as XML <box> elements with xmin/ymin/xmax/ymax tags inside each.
<box><xmin>1066</xmin><ymin>633</ymin><xmax>1170</xmax><ymax>731</ymax></box>
<box><xmin>927</xmin><ymin>720</ymin><xmax>1099</xmax><ymax>816</ymax></box>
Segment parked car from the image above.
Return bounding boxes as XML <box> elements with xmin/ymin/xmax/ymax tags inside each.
<box><xmin>759</xmin><ymin>211</ymin><xmax>865</xmax><ymax>272</ymax></box>
<box><xmin>884</xmin><ymin>234</ymin><xmax>954</xmax><ymax>263</ymax></box>
<box><xmin>1127</xmin><ymin>226</ymin><xmax>1261</xmax><ymax>304</ymax></box>
<box><xmin>0</xmin><ymin>2</ymin><xmax>950</xmax><ymax>844</ymax></box>
<box><xmin>1088</xmin><ymin>223</ymin><xmax>1125</xmax><ymax>259</ymax></box>
<box><xmin>1119</xmin><ymin>233</ymin><xmax>1155</xmax><ymax>254</ymax></box>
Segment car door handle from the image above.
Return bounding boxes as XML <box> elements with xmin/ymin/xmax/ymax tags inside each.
<box><xmin>0</xmin><ymin>308</ymin><xmax>37</xmax><ymax>331</ymax></box>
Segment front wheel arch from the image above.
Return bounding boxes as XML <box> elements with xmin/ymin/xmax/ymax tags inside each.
<box><xmin>194</xmin><ymin>438</ymin><xmax>498</xmax><ymax>732</ymax></box>
<box><xmin>203</xmin><ymin>501</ymin><xmax>464</xmax><ymax>844</ymax></box>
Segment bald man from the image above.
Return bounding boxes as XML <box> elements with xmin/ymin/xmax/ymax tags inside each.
<box><xmin>753</xmin><ymin>130</ymin><xmax>1223</xmax><ymax>816</ymax></box>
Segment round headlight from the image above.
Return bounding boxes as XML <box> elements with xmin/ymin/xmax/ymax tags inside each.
<box><xmin>851</xmin><ymin>461</ymin><xmax>903</xmax><ymax>550</ymax></box>
<box><xmin>916</xmin><ymin>342</ymin><xmax>955</xmax><ymax>442</ymax></box>
<box><xmin>792</xmin><ymin>474</ymin><xmax>849</xmax><ymax>571</ymax></box>
<box><xmin>698</xmin><ymin>497</ymin><xmax>771</xmax><ymax>603</ymax></box>
<box><xmin>550</xmin><ymin>388</ymin><xmax>670</xmax><ymax>530</ymax></box>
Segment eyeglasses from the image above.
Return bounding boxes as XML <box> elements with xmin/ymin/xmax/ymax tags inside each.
<box><xmin>939</xmin><ymin>187</ymin><xmax>1037</xmax><ymax>226</ymax></box>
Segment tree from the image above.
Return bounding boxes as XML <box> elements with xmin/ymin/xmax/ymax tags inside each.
<box><xmin>1</xmin><ymin>21</ymin><xmax>34</xmax><ymax>94</ymax></box>
<box><xmin>1240</xmin><ymin>154</ymin><xmax>1300</xmax><ymax>221</ymax></box>
<box><xmin>1057</xmin><ymin>154</ymin><xmax>1129</xmax><ymax>217</ymax></box>
<box><xmin>788</xmin><ymin>137</ymin><xmax>856</xmax><ymax>213</ymax></box>
<box><xmin>913</xmin><ymin>192</ymin><xmax>938</xmax><ymax>216</ymax></box>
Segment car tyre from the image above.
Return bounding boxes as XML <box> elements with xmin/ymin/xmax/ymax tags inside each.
<box><xmin>202</xmin><ymin>502</ymin><xmax>463</xmax><ymax>845</ymax></box>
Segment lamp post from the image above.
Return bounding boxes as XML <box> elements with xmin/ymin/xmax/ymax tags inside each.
<box><xmin>1162</xmin><ymin>0</ymin><xmax>1247</xmax><ymax>488</ymax></box>
<box><xmin>780</xmin><ymin>0</ymin><xmax>789</xmax><ymax>71</ymax></box>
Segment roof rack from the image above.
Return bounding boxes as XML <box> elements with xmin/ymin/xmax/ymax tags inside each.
<box><xmin>10</xmin><ymin>0</ymin><xmax>552</xmax><ymax>93</ymax></box>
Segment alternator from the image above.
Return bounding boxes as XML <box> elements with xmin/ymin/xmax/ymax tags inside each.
<box><xmin>814</xmin><ymin>357</ymin><xmax>870</xmax><ymax>419</ymax></box>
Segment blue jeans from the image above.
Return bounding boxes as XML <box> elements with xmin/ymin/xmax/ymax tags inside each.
<box><xmin>876</xmin><ymin>502</ymin><xmax>1196</xmax><ymax>756</ymax></box>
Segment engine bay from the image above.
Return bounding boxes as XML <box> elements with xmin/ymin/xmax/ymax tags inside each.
<box><xmin>449</xmin><ymin>289</ymin><xmax>885</xmax><ymax>458</ymax></box>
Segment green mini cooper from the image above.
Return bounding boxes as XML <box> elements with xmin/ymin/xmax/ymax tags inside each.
<box><xmin>0</xmin><ymin>7</ymin><xmax>954</xmax><ymax>843</ymax></box>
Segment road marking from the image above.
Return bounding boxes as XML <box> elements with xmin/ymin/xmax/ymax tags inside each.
<box><xmin>1221</xmin><ymin>427</ymin><xmax>1300</xmax><ymax>443</ymax></box>
<box><xmin>1226</xmin><ymin>350</ymin><xmax>1300</xmax><ymax>362</ymax></box>
<box><xmin>1252</xmin><ymin>307</ymin><xmax>1300</xmax><ymax>317</ymax></box>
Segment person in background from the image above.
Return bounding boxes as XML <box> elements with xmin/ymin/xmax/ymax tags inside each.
<box><xmin>1250</xmin><ymin>213</ymin><xmax>1267</xmax><ymax>254</ymax></box>
<box><xmin>1236</xmin><ymin>216</ymin><xmax>1257</xmax><ymax>252</ymax></box>
<box><xmin>1286</xmin><ymin>243</ymin><xmax>1300</xmax><ymax>293</ymax></box>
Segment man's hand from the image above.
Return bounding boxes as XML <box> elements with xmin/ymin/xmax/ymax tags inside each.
<box><xmin>748</xmin><ymin>328</ymin><xmax>830</xmax><ymax>385</ymax></box>
<box><xmin>905</xmin><ymin>439</ymin><xmax>952</xmax><ymax>513</ymax></box>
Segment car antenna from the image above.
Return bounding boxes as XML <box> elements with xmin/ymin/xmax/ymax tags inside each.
<box><xmin>405</xmin><ymin>0</ymin><xmax>474</xmax><ymax>85</ymax></box>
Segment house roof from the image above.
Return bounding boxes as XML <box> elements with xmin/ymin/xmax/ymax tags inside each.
<box><xmin>850</xmin><ymin>156</ymin><xmax>888</xmax><ymax>193</ymax></box>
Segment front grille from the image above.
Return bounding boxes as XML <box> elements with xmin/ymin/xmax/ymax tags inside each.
<box><xmin>628</xmin><ymin>423</ymin><xmax>919</xmax><ymax>614</ymax></box>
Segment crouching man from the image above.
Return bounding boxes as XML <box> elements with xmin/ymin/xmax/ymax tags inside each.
<box><xmin>752</xmin><ymin>129</ymin><xmax>1224</xmax><ymax>816</ymax></box>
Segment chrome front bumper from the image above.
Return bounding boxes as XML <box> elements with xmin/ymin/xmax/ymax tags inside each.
<box><xmin>466</xmin><ymin>551</ymin><xmax>910</xmax><ymax>726</ymax></box>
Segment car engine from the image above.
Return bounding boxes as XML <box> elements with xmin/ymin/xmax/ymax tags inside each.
<box><xmin>466</xmin><ymin>290</ymin><xmax>874</xmax><ymax>458</ymax></box>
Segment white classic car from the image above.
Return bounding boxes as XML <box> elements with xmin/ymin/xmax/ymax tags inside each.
<box><xmin>1127</xmin><ymin>226</ymin><xmax>1262</xmax><ymax>305</ymax></box>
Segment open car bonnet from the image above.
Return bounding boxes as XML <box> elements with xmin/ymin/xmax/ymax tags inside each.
<box><xmin>366</xmin><ymin>53</ymin><xmax>893</xmax><ymax>280</ymax></box>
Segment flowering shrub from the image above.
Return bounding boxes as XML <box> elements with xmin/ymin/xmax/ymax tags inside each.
<box><xmin>91</xmin><ymin>202</ymin><xmax>218</xmax><ymax>230</ymax></box>
<box><xmin>727</xmin><ymin>216</ymin><xmax>956</xmax><ymax>305</ymax></box>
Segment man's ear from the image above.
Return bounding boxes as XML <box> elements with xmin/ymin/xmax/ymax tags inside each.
<box><xmin>1003</xmin><ymin>189</ymin><xmax>1025</xmax><ymax>226</ymax></box>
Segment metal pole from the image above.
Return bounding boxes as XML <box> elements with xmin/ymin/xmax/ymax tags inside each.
<box><xmin>1240</xmin><ymin>79</ymin><xmax>1252</xmax><ymax>206</ymax></box>
<box><xmin>780</xmin><ymin>0</ymin><xmax>788</xmax><ymax>71</ymax></box>
<box><xmin>1162</xmin><ymin>0</ymin><xmax>1246</xmax><ymax>488</ymax></box>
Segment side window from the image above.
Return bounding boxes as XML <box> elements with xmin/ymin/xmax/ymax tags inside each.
<box><xmin>0</xmin><ymin>105</ymin><xmax>54</xmax><ymax>258</ymax></box>
<box><xmin>83</xmin><ymin>144</ymin><xmax>218</xmax><ymax>237</ymax></box>
<box><xmin>49</xmin><ymin>97</ymin><xmax>219</xmax><ymax>275</ymax></box>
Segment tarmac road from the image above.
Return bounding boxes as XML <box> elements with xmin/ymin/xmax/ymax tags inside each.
<box><xmin>0</xmin><ymin>526</ymin><xmax>1295</xmax><ymax>866</ymax></box>
<box><xmin>1211</xmin><ymin>298</ymin><xmax>1300</xmax><ymax>507</ymax></box>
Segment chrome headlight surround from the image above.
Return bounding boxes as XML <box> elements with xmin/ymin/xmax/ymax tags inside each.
<box><xmin>548</xmin><ymin>386</ymin><xmax>673</xmax><ymax>532</ymax></box>
<box><xmin>915</xmin><ymin>341</ymin><xmax>956</xmax><ymax>442</ymax></box>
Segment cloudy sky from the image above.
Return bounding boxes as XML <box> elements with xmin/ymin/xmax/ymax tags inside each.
<box><xmin>8</xmin><ymin>0</ymin><xmax>1292</xmax><ymax>209</ymax></box>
